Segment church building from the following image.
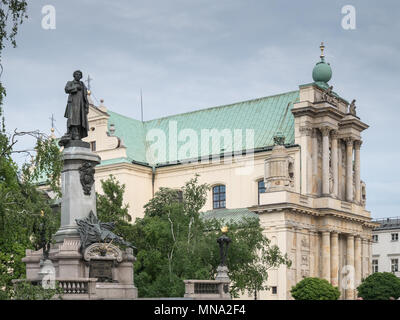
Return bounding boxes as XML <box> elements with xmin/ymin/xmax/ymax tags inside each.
<box><xmin>81</xmin><ymin>44</ymin><xmax>376</xmax><ymax>299</ymax></box>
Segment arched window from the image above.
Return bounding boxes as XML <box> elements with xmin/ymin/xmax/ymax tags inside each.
<box><xmin>258</xmin><ymin>180</ymin><xmax>266</xmax><ymax>205</ymax></box>
<box><xmin>213</xmin><ymin>185</ymin><xmax>226</xmax><ymax>209</ymax></box>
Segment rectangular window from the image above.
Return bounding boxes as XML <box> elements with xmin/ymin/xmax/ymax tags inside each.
<box><xmin>271</xmin><ymin>286</ymin><xmax>277</xmax><ymax>294</ymax></box>
<box><xmin>90</xmin><ymin>141</ymin><xmax>96</xmax><ymax>152</ymax></box>
<box><xmin>392</xmin><ymin>259</ymin><xmax>399</xmax><ymax>273</ymax></box>
<box><xmin>213</xmin><ymin>185</ymin><xmax>226</xmax><ymax>209</ymax></box>
<box><xmin>391</xmin><ymin>233</ymin><xmax>399</xmax><ymax>242</ymax></box>
<box><xmin>372</xmin><ymin>259</ymin><xmax>378</xmax><ymax>273</ymax></box>
<box><xmin>258</xmin><ymin>180</ymin><xmax>266</xmax><ymax>205</ymax></box>
<box><xmin>372</xmin><ymin>235</ymin><xmax>378</xmax><ymax>243</ymax></box>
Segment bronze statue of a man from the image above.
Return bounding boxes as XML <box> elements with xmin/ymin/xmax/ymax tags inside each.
<box><xmin>60</xmin><ymin>70</ymin><xmax>89</xmax><ymax>144</ymax></box>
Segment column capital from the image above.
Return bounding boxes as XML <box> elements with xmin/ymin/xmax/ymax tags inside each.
<box><xmin>347</xmin><ymin>234</ymin><xmax>355</xmax><ymax>240</ymax></box>
<box><xmin>320</xmin><ymin>126</ymin><xmax>332</xmax><ymax>137</ymax></box>
<box><xmin>354</xmin><ymin>140</ymin><xmax>363</xmax><ymax>149</ymax></box>
<box><xmin>312</xmin><ymin>127</ymin><xmax>319</xmax><ymax>137</ymax></box>
<box><xmin>344</xmin><ymin>136</ymin><xmax>355</xmax><ymax>145</ymax></box>
<box><xmin>330</xmin><ymin>231</ymin><xmax>339</xmax><ymax>239</ymax></box>
<box><xmin>331</xmin><ymin>130</ymin><xmax>339</xmax><ymax>139</ymax></box>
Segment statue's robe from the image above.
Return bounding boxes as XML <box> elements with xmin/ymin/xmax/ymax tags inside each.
<box><xmin>64</xmin><ymin>80</ymin><xmax>89</xmax><ymax>139</ymax></box>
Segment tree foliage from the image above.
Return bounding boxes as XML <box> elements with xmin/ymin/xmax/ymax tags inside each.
<box><xmin>290</xmin><ymin>277</ymin><xmax>340</xmax><ymax>300</ymax></box>
<box><xmin>96</xmin><ymin>174</ymin><xmax>136</xmax><ymax>245</ymax></box>
<box><xmin>127</xmin><ymin>175</ymin><xmax>291</xmax><ymax>298</ymax></box>
<box><xmin>357</xmin><ymin>272</ymin><xmax>400</xmax><ymax>300</ymax></box>
<box><xmin>0</xmin><ymin>1</ymin><xmax>64</xmax><ymax>299</ymax></box>
<box><xmin>11</xmin><ymin>281</ymin><xmax>62</xmax><ymax>300</ymax></box>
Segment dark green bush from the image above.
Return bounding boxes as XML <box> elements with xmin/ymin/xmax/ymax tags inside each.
<box><xmin>291</xmin><ymin>277</ymin><xmax>340</xmax><ymax>300</ymax></box>
<box><xmin>357</xmin><ymin>272</ymin><xmax>400</xmax><ymax>300</ymax></box>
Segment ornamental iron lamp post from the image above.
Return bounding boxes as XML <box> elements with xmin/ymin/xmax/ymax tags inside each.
<box><xmin>216</xmin><ymin>226</ymin><xmax>231</xmax><ymax>282</ymax></box>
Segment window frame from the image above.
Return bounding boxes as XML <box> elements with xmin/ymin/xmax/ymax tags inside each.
<box><xmin>90</xmin><ymin>141</ymin><xmax>96</xmax><ymax>152</ymax></box>
<box><xmin>391</xmin><ymin>258</ymin><xmax>399</xmax><ymax>273</ymax></box>
<box><xmin>257</xmin><ymin>179</ymin><xmax>266</xmax><ymax>205</ymax></box>
<box><xmin>391</xmin><ymin>233</ymin><xmax>399</xmax><ymax>242</ymax></box>
<box><xmin>372</xmin><ymin>259</ymin><xmax>379</xmax><ymax>273</ymax></box>
<box><xmin>212</xmin><ymin>185</ymin><xmax>226</xmax><ymax>209</ymax></box>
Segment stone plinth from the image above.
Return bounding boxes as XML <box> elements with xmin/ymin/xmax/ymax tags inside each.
<box><xmin>215</xmin><ymin>265</ymin><xmax>230</xmax><ymax>282</ymax></box>
<box><xmin>22</xmin><ymin>239</ymin><xmax>138</xmax><ymax>299</ymax></box>
<box><xmin>54</xmin><ymin>141</ymin><xmax>101</xmax><ymax>243</ymax></box>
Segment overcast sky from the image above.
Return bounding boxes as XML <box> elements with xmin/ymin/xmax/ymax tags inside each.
<box><xmin>2</xmin><ymin>0</ymin><xmax>399</xmax><ymax>218</ymax></box>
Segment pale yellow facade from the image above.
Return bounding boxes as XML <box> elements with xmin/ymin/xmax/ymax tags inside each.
<box><xmin>79</xmin><ymin>76</ymin><xmax>376</xmax><ymax>300</ymax></box>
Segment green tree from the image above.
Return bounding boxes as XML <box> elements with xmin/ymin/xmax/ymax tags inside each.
<box><xmin>0</xmin><ymin>1</ymin><xmax>65</xmax><ymax>300</ymax></box>
<box><xmin>290</xmin><ymin>277</ymin><xmax>340</xmax><ymax>300</ymax></box>
<box><xmin>96</xmin><ymin>175</ymin><xmax>135</xmax><ymax>244</ymax></box>
<box><xmin>131</xmin><ymin>175</ymin><xmax>291</xmax><ymax>298</ymax></box>
<box><xmin>357</xmin><ymin>272</ymin><xmax>400</xmax><ymax>300</ymax></box>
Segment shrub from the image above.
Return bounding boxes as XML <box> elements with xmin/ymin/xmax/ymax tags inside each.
<box><xmin>291</xmin><ymin>277</ymin><xmax>340</xmax><ymax>300</ymax></box>
<box><xmin>357</xmin><ymin>272</ymin><xmax>400</xmax><ymax>300</ymax></box>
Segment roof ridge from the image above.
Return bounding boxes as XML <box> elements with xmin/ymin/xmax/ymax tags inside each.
<box><xmin>106</xmin><ymin>90</ymin><xmax>298</xmax><ymax>123</ymax></box>
<box><xmin>143</xmin><ymin>90</ymin><xmax>299</xmax><ymax>123</ymax></box>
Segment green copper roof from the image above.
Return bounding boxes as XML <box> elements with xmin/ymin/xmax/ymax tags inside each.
<box><xmin>200</xmin><ymin>208</ymin><xmax>259</xmax><ymax>225</ymax></box>
<box><xmin>105</xmin><ymin>90</ymin><xmax>299</xmax><ymax>166</ymax></box>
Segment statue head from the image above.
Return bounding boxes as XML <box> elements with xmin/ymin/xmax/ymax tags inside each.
<box><xmin>73</xmin><ymin>70</ymin><xmax>83</xmax><ymax>81</ymax></box>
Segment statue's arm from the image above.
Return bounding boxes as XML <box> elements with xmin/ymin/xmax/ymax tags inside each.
<box><xmin>65</xmin><ymin>81</ymin><xmax>78</xmax><ymax>94</ymax></box>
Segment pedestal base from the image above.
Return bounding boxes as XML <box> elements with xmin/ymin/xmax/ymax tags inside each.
<box><xmin>215</xmin><ymin>265</ymin><xmax>230</xmax><ymax>282</ymax></box>
<box><xmin>21</xmin><ymin>237</ymin><xmax>138</xmax><ymax>300</ymax></box>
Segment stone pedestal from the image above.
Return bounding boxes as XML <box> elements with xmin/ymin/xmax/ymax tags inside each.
<box><xmin>215</xmin><ymin>265</ymin><xmax>230</xmax><ymax>282</ymax></box>
<box><xmin>23</xmin><ymin>239</ymin><xmax>138</xmax><ymax>299</ymax></box>
<box><xmin>54</xmin><ymin>141</ymin><xmax>101</xmax><ymax>242</ymax></box>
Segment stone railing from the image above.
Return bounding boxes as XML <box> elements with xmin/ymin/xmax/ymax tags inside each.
<box><xmin>184</xmin><ymin>280</ymin><xmax>230</xmax><ymax>300</ymax></box>
<box><xmin>12</xmin><ymin>278</ymin><xmax>98</xmax><ymax>300</ymax></box>
<box><xmin>58</xmin><ymin>278</ymin><xmax>97</xmax><ymax>296</ymax></box>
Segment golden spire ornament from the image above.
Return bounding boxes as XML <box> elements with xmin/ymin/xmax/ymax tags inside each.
<box><xmin>320</xmin><ymin>41</ymin><xmax>325</xmax><ymax>58</ymax></box>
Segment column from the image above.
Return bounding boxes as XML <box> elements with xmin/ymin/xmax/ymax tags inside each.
<box><xmin>295</xmin><ymin>227</ymin><xmax>302</xmax><ymax>283</ymax></box>
<box><xmin>361</xmin><ymin>238</ymin><xmax>368</xmax><ymax>279</ymax></box>
<box><xmin>313</xmin><ymin>231</ymin><xmax>320</xmax><ymax>277</ymax></box>
<box><xmin>354</xmin><ymin>236</ymin><xmax>362</xmax><ymax>290</ymax></box>
<box><xmin>345</xmin><ymin>235</ymin><xmax>355</xmax><ymax>300</ymax></box>
<box><xmin>321</xmin><ymin>127</ymin><xmax>331</xmax><ymax>196</ymax></box>
<box><xmin>321</xmin><ymin>231</ymin><xmax>331</xmax><ymax>282</ymax></box>
<box><xmin>331</xmin><ymin>131</ymin><xmax>339</xmax><ymax>198</ymax></box>
<box><xmin>312</xmin><ymin>128</ymin><xmax>319</xmax><ymax>194</ymax></box>
<box><xmin>330</xmin><ymin>232</ymin><xmax>339</xmax><ymax>287</ymax></box>
<box><xmin>300</xmin><ymin>127</ymin><xmax>313</xmax><ymax>195</ymax></box>
<box><xmin>345</xmin><ymin>137</ymin><xmax>354</xmax><ymax>202</ymax></box>
<box><xmin>368</xmin><ymin>239</ymin><xmax>372</xmax><ymax>275</ymax></box>
<box><xmin>354</xmin><ymin>140</ymin><xmax>362</xmax><ymax>203</ymax></box>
